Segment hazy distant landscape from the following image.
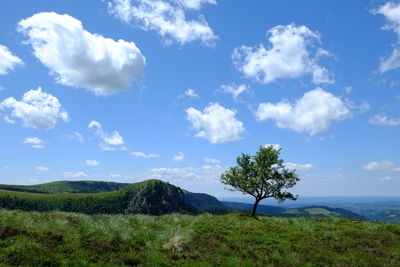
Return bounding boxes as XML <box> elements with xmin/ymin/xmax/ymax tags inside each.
<box><xmin>222</xmin><ymin>196</ymin><xmax>400</xmax><ymax>223</ymax></box>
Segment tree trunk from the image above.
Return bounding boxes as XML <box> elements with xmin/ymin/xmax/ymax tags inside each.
<box><xmin>251</xmin><ymin>198</ymin><xmax>261</xmax><ymax>217</ymax></box>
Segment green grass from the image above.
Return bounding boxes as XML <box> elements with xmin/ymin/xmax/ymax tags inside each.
<box><xmin>0</xmin><ymin>209</ymin><xmax>399</xmax><ymax>266</ymax></box>
<box><xmin>0</xmin><ymin>189</ymin><xmax>117</xmax><ymax>200</ymax></box>
<box><xmin>0</xmin><ymin>179</ymin><xmax>227</xmax><ymax>215</ymax></box>
<box><xmin>0</xmin><ymin>181</ymin><xmax>129</xmax><ymax>194</ymax></box>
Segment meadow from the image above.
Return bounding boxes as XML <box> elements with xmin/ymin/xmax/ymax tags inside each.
<box><xmin>0</xmin><ymin>209</ymin><xmax>399</xmax><ymax>266</ymax></box>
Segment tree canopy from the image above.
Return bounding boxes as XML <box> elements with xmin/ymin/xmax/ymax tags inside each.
<box><xmin>220</xmin><ymin>145</ymin><xmax>299</xmax><ymax>216</ymax></box>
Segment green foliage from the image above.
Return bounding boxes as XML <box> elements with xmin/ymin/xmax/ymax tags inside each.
<box><xmin>221</xmin><ymin>145</ymin><xmax>299</xmax><ymax>216</ymax></box>
<box><xmin>0</xmin><ymin>209</ymin><xmax>399</xmax><ymax>266</ymax></box>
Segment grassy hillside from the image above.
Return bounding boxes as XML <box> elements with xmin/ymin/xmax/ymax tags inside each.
<box><xmin>0</xmin><ymin>180</ymin><xmax>129</xmax><ymax>194</ymax></box>
<box><xmin>0</xmin><ymin>209</ymin><xmax>399</xmax><ymax>266</ymax></box>
<box><xmin>0</xmin><ymin>179</ymin><xmax>227</xmax><ymax>215</ymax></box>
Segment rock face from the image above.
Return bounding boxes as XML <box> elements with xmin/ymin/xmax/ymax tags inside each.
<box><xmin>123</xmin><ymin>180</ymin><xmax>194</xmax><ymax>215</ymax></box>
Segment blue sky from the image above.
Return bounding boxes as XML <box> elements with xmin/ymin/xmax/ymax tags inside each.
<box><xmin>0</xmin><ymin>0</ymin><xmax>399</xmax><ymax>197</ymax></box>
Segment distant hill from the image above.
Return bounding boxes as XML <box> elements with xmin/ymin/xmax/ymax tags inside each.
<box><xmin>0</xmin><ymin>180</ymin><xmax>364</xmax><ymax>220</ymax></box>
<box><xmin>222</xmin><ymin>201</ymin><xmax>286</xmax><ymax>214</ymax></box>
<box><xmin>185</xmin><ymin>192</ymin><xmax>228</xmax><ymax>213</ymax></box>
<box><xmin>281</xmin><ymin>206</ymin><xmax>365</xmax><ymax>220</ymax></box>
<box><xmin>222</xmin><ymin>202</ymin><xmax>364</xmax><ymax>220</ymax></box>
<box><xmin>0</xmin><ymin>180</ymin><xmax>129</xmax><ymax>194</ymax></box>
<box><xmin>0</xmin><ymin>179</ymin><xmax>228</xmax><ymax>215</ymax></box>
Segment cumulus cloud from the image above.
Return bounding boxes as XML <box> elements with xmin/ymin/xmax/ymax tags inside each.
<box><xmin>24</xmin><ymin>137</ymin><xmax>44</xmax><ymax>149</ymax></box>
<box><xmin>374</xmin><ymin>2</ymin><xmax>400</xmax><ymax>73</ymax></box>
<box><xmin>85</xmin><ymin>160</ymin><xmax>100</xmax><ymax>166</ymax></box>
<box><xmin>107</xmin><ymin>0</ymin><xmax>217</xmax><ymax>45</ymax></box>
<box><xmin>35</xmin><ymin>166</ymin><xmax>48</xmax><ymax>172</ymax></box>
<box><xmin>88</xmin><ymin>120</ymin><xmax>126</xmax><ymax>150</ymax></box>
<box><xmin>363</xmin><ymin>161</ymin><xmax>400</xmax><ymax>171</ymax></box>
<box><xmin>285</xmin><ymin>162</ymin><xmax>314</xmax><ymax>171</ymax></box>
<box><xmin>3</xmin><ymin>116</ymin><xmax>15</xmax><ymax>124</ymax></box>
<box><xmin>232</xmin><ymin>24</ymin><xmax>333</xmax><ymax>85</ymax></box>
<box><xmin>172</xmin><ymin>0</ymin><xmax>216</xmax><ymax>10</ymax></box>
<box><xmin>131</xmin><ymin>151</ymin><xmax>160</xmax><ymax>158</ymax></box>
<box><xmin>218</xmin><ymin>83</ymin><xmax>249</xmax><ymax>101</ymax></box>
<box><xmin>172</xmin><ymin>152</ymin><xmax>185</xmax><ymax>161</ymax></box>
<box><xmin>0</xmin><ymin>87</ymin><xmax>68</xmax><ymax>130</ymax></box>
<box><xmin>0</xmin><ymin>44</ymin><xmax>23</xmax><ymax>75</ymax></box>
<box><xmin>186</xmin><ymin>103</ymin><xmax>245</xmax><ymax>143</ymax></box>
<box><xmin>18</xmin><ymin>12</ymin><xmax>146</xmax><ymax>96</ymax></box>
<box><xmin>150</xmin><ymin>164</ymin><xmax>224</xmax><ymax>183</ymax></box>
<box><xmin>185</xmin><ymin>89</ymin><xmax>199</xmax><ymax>98</ymax></box>
<box><xmin>369</xmin><ymin>115</ymin><xmax>400</xmax><ymax>126</ymax></box>
<box><xmin>255</xmin><ymin>88</ymin><xmax>350</xmax><ymax>135</ymax></box>
<box><xmin>203</xmin><ymin>156</ymin><xmax>220</xmax><ymax>164</ymax></box>
<box><xmin>264</xmin><ymin>144</ymin><xmax>281</xmax><ymax>150</ymax></box>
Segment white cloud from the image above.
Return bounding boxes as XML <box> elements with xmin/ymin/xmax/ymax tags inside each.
<box><xmin>379</xmin><ymin>176</ymin><xmax>392</xmax><ymax>182</ymax></box>
<box><xmin>85</xmin><ymin>160</ymin><xmax>100</xmax><ymax>166</ymax></box>
<box><xmin>0</xmin><ymin>44</ymin><xmax>23</xmax><ymax>75</ymax></box>
<box><xmin>150</xmin><ymin>164</ymin><xmax>224</xmax><ymax>183</ymax></box>
<box><xmin>107</xmin><ymin>0</ymin><xmax>217</xmax><ymax>45</ymax></box>
<box><xmin>3</xmin><ymin>116</ymin><xmax>15</xmax><ymax>124</ymax></box>
<box><xmin>63</xmin><ymin>171</ymin><xmax>87</xmax><ymax>178</ymax></box>
<box><xmin>35</xmin><ymin>166</ymin><xmax>49</xmax><ymax>172</ymax></box>
<box><xmin>24</xmin><ymin>137</ymin><xmax>44</xmax><ymax>149</ymax></box>
<box><xmin>255</xmin><ymin>88</ymin><xmax>350</xmax><ymax>135</ymax></box>
<box><xmin>88</xmin><ymin>120</ymin><xmax>126</xmax><ymax>150</ymax></box>
<box><xmin>369</xmin><ymin>115</ymin><xmax>400</xmax><ymax>126</ymax></box>
<box><xmin>0</xmin><ymin>87</ymin><xmax>68</xmax><ymax>130</ymax></box>
<box><xmin>218</xmin><ymin>83</ymin><xmax>249</xmax><ymax>101</ymax></box>
<box><xmin>285</xmin><ymin>162</ymin><xmax>314</xmax><ymax>171</ymax></box>
<box><xmin>263</xmin><ymin>144</ymin><xmax>281</xmax><ymax>150</ymax></box>
<box><xmin>185</xmin><ymin>88</ymin><xmax>199</xmax><ymax>98</ymax></box>
<box><xmin>172</xmin><ymin>0</ymin><xmax>216</xmax><ymax>10</ymax></box>
<box><xmin>18</xmin><ymin>12</ymin><xmax>146</xmax><ymax>96</ymax></box>
<box><xmin>186</xmin><ymin>103</ymin><xmax>245</xmax><ymax>143</ymax></box>
<box><xmin>374</xmin><ymin>2</ymin><xmax>400</xmax><ymax>73</ymax></box>
<box><xmin>203</xmin><ymin>156</ymin><xmax>220</xmax><ymax>164</ymax></box>
<box><xmin>72</xmin><ymin>132</ymin><xmax>85</xmax><ymax>143</ymax></box>
<box><xmin>232</xmin><ymin>24</ymin><xmax>333</xmax><ymax>85</ymax></box>
<box><xmin>172</xmin><ymin>152</ymin><xmax>185</xmax><ymax>161</ymax></box>
<box><xmin>363</xmin><ymin>161</ymin><xmax>400</xmax><ymax>171</ymax></box>
<box><xmin>131</xmin><ymin>151</ymin><xmax>160</xmax><ymax>158</ymax></box>
<box><xmin>344</xmin><ymin>86</ymin><xmax>352</xmax><ymax>94</ymax></box>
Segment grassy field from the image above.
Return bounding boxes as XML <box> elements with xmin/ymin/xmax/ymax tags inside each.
<box><xmin>0</xmin><ymin>189</ymin><xmax>117</xmax><ymax>200</ymax></box>
<box><xmin>0</xmin><ymin>209</ymin><xmax>399</xmax><ymax>266</ymax></box>
<box><xmin>0</xmin><ymin>181</ymin><xmax>129</xmax><ymax>194</ymax></box>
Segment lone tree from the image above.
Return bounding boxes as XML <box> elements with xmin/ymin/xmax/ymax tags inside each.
<box><xmin>220</xmin><ymin>145</ymin><xmax>299</xmax><ymax>217</ymax></box>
